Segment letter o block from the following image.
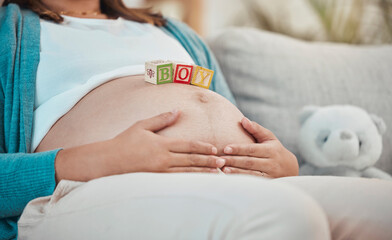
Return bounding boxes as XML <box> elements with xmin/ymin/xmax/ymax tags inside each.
<box><xmin>191</xmin><ymin>66</ymin><xmax>214</xmax><ymax>89</ymax></box>
<box><xmin>174</xmin><ymin>64</ymin><xmax>194</xmax><ymax>84</ymax></box>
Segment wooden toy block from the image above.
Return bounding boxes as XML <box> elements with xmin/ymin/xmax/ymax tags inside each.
<box><xmin>145</xmin><ymin>60</ymin><xmax>173</xmax><ymax>85</ymax></box>
<box><xmin>145</xmin><ymin>60</ymin><xmax>162</xmax><ymax>84</ymax></box>
<box><xmin>173</xmin><ymin>63</ymin><xmax>195</xmax><ymax>84</ymax></box>
<box><xmin>191</xmin><ymin>66</ymin><xmax>214</xmax><ymax>89</ymax></box>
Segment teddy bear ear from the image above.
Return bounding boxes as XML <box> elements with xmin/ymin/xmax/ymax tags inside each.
<box><xmin>370</xmin><ymin>114</ymin><xmax>387</xmax><ymax>135</ymax></box>
<box><xmin>299</xmin><ymin>105</ymin><xmax>320</xmax><ymax>126</ymax></box>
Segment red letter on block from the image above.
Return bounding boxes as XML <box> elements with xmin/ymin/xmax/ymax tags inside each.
<box><xmin>174</xmin><ymin>64</ymin><xmax>194</xmax><ymax>84</ymax></box>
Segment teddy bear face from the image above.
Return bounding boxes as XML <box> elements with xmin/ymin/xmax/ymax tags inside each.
<box><xmin>298</xmin><ymin>105</ymin><xmax>384</xmax><ymax>170</ymax></box>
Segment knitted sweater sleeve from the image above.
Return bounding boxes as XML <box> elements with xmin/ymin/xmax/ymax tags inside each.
<box><xmin>0</xmin><ymin>5</ymin><xmax>62</xmax><ymax>240</ymax></box>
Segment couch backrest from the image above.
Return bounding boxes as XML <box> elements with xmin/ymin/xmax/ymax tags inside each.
<box><xmin>208</xmin><ymin>28</ymin><xmax>392</xmax><ymax>174</ymax></box>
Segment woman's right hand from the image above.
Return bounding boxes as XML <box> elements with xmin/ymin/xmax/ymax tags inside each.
<box><xmin>55</xmin><ymin>110</ymin><xmax>225</xmax><ymax>183</ymax></box>
<box><xmin>109</xmin><ymin>110</ymin><xmax>226</xmax><ymax>174</ymax></box>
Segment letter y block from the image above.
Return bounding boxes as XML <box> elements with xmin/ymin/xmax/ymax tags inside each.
<box><xmin>191</xmin><ymin>66</ymin><xmax>214</xmax><ymax>89</ymax></box>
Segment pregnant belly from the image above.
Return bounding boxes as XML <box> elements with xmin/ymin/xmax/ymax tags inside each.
<box><xmin>35</xmin><ymin>75</ymin><xmax>254</xmax><ymax>154</ymax></box>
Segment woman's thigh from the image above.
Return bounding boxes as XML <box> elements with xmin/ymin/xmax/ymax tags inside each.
<box><xmin>18</xmin><ymin>173</ymin><xmax>329</xmax><ymax>240</ymax></box>
<box><xmin>274</xmin><ymin>176</ymin><xmax>392</xmax><ymax>240</ymax></box>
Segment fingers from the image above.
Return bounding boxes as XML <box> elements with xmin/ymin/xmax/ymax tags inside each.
<box><xmin>167</xmin><ymin>167</ymin><xmax>220</xmax><ymax>174</ymax></box>
<box><xmin>222</xmin><ymin>166</ymin><xmax>272</xmax><ymax>178</ymax></box>
<box><xmin>241</xmin><ymin>117</ymin><xmax>276</xmax><ymax>143</ymax></box>
<box><xmin>221</xmin><ymin>155</ymin><xmax>274</xmax><ymax>173</ymax></box>
<box><xmin>170</xmin><ymin>153</ymin><xmax>226</xmax><ymax>168</ymax></box>
<box><xmin>223</xmin><ymin>143</ymin><xmax>274</xmax><ymax>157</ymax></box>
<box><xmin>136</xmin><ymin>110</ymin><xmax>180</xmax><ymax>132</ymax></box>
<box><xmin>168</xmin><ymin>139</ymin><xmax>217</xmax><ymax>155</ymax></box>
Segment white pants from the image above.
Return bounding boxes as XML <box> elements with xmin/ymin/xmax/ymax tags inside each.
<box><xmin>18</xmin><ymin>173</ymin><xmax>392</xmax><ymax>240</ymax></box>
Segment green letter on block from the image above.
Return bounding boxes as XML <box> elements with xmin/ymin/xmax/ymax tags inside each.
<box><xmin>157</xmin><ymin>64</ymin><xmax>173</xmax><ymax>84</ymax></box>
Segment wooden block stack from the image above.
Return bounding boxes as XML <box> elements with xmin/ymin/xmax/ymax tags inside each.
<box><xmin>145</xmin><ymin>60</ymin><xmax>214</xmax><ymax>89</ymax></box>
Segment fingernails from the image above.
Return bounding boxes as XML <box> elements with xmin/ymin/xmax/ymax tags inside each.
<box><xmin>216</xmin><ymin>158</ymin><xmax>225</xmax><ymax>167</ymax></box>
<box><xmin>224</xmin><ymin>167</ymin><xmax>231</xmax><ymax>173</ymax></box>
<box><xmin>242</xmin><ymin>117</ymin><xmax>251</xmax><ymax>125</ymax></box>
<box><xmin>224</xmin><ymin>146</ymin><xmax>233</xmax><ymax>154</ymax></box>
<box><xmin>211</xmin><ymin>147</ymin><xmax>218</xmax><ymax>155</ymax></box>
<box><xmin>170</xmin><ymin>109</ymin><xmax>180</xmax><ymax>121</ymax></box>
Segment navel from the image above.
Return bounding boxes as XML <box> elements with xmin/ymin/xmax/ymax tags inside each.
<box><xmin>196</xmin><ymin>92</ymin><xmax>209</xmax><ymax>103</ymax></box>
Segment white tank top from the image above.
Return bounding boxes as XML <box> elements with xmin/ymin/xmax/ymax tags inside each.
<box><xmin>32</xmin><ymin>16</ymin><xmax>194</xmax><ymax>151</ymax></box>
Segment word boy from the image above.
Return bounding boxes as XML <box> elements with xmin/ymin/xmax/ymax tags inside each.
<box><xmin>145</xmin><ymin>60</ymin><xmax>214</xmax><ymax>89</ymax></box>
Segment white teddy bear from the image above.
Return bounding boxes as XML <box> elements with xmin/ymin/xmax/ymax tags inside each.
<box><xmin>298</xmin><ymin>105</ymin><xmax>392</xmax><ymax>180</ymax></box>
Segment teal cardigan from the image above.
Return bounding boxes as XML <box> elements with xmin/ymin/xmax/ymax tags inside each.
<box><xmin>0</xmin><ymin>4</ymin><xmax>234</xmax><ymax>239</ymax></box>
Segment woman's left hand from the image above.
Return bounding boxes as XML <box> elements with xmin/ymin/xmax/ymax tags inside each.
<box><xmin>221</xmin><ymin>117</ymin><xmax>299</xmax><ymax>178</ymax></box>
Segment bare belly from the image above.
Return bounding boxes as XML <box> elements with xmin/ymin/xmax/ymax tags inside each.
<box><xmin>35</xmin><ymin>75</ymin><xmax>254</xmax><ymax>155</ymax></box>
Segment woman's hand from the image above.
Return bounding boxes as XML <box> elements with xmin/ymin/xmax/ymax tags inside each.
<box><xmin>109</xmin><ymin>110</ymin><xmax>225</xmax><ymax>174</ymax></box>
<box><xmin>55</xmin><ymin>110</ymin><xmax>225</xmax><ymax>183</ymax></box>
<box><xmin>221</xmin><ymin>117</ymin><xmax>299</xmax><ymax>178</ymax></box>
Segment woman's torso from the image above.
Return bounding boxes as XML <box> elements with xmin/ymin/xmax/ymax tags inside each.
<box><xmin>35</xmin><ymin>76</ymin><xmax>254</xmax><ymax>154</ymax></box>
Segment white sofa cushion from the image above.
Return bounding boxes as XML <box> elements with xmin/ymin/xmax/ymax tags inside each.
<box><xmin>208</xmin><ymin>28</ymin><xmax>392</xmax><ymax>174</ymax></box>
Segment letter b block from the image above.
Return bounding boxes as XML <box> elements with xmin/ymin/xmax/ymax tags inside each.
<box><xmin>173</xmin><ymin>64</ymin><xmax>195</xmax><ymax>84</ymax></box>
<box><xmin>145</xmin><ymin>60</ymin><xmax>173</xmax><ymax>85</ymax></box>
<box><xmin>191</xmin><ymin>66</ymin><xmax>214</xmax><ymax>89</ymax></box>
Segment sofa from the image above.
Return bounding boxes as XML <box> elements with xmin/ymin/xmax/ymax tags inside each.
<box><xmin>207</xmin><ymin>28</ymin><xmax>392</xmax><ymax>175</ymax></box>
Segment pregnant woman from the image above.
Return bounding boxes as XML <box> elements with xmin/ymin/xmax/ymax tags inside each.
<box><xmin>1</xmin><ymin>0</ymin><xmax>392</xmax><ymax>240</ymax></box>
